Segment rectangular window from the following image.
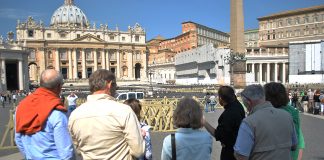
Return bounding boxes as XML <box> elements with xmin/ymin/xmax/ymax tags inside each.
<box><xmin>305</xmin><ymin>16</ymin><xmax>309</xmax><ymax>23</ymax></box>
<box><xmin>60</xmin><ymin>34</ymin><xmax>66</xmax><ymax>38</ymax></box>
<box><xmin>286</xmin><ymin>18</ymin><xmax>291</xmax><ymax>25</ymax></box>
<box><xmin>122</xmin><ymin>37</ymin><xmax>125</xmax><ymax>41</ymax></box>
<box><xmin>60</xmin><ymin>51</ymin><xmax>68</xmax><ymax>60</ymax></box>
<box><xmin>28</xmin><ymin>30</ymin><xmax>34</xmax><ymax>37</ymax></box>
<box><xmin>47</xmin><ymin>33</ymin><xmax>51</xmax><ymax>38</ymax></box>
<box><xmin>110</xmin><ymin>36</ymin><xmax>114</xmax><ymax>40</ymax></box>
<box><xmin>97</xmin><ymin>35</ymin><xmax>100</xmax><ymax>39</ymax></box>
<box><xmin>295</xmin><ymin>17</ymin><xmax>300</xmax><ymax>24</ymax></box>
<box><xmin>77</xmin><ymin>34</ymin><xmax>80</xmax><ymax>38</ymax></box>
<box><xmin>135</xmin><ymin>35</ymin><xmax>139</xmax><ymax>42</ymax></box>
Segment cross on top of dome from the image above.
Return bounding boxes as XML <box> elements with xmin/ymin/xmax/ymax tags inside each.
<box><xmin>64</xmin><ymin>0</ymin><xmax>74</xmax><ymax>5</ymax></box>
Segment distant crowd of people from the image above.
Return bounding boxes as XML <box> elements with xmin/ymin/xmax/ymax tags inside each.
<box><xmin>13</xmin><ymin>68</ymin><xmax>305</xmax><ymax>160</ymax></box>
<box><xmin>0</xmin><ymin>90</ymin><xmax>26</xmax><ymax>107</ymax></box>
<box><xmin>289</xmin><ymin>88</ymin><xmax>324</xmax><ymax>116</ymax></box>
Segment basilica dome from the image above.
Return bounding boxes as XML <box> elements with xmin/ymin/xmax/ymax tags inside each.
<box><xmin>50</xmin><ymin>0</ymin><xmax>88</xmax><ymax>28</ymax></box>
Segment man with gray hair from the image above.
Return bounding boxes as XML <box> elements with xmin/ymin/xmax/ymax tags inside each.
<box><xmin>234</xmin><ymin>84</ymin><xmax>297</xmax><ymax>160</ymax></box>
<box><xmin>15</xmin><ymin>69</ymin><xmax>75</xmax><ymax>159</ymax></box>
<box><xmin>69</xmin><ymin>69</ymin><xmax>144</xmax><ymax>160</ymax></box>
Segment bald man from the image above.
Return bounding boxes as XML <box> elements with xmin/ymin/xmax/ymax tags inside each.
<box><xmin>15</xmin><ymin>69</ymin><xmax>75</xmax><ymax>160</ymax></box>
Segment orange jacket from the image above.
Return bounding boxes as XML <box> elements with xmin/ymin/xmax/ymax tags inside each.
<box><xmin>15</xmin><ymin>87</ymin><xmax>66</xmax><ymax>135</ymax></box>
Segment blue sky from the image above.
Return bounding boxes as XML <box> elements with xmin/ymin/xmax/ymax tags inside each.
<box><xmin>0</xmin><ymin>0</ymin><xmax>323</xmax><ymax>40</ymax></box>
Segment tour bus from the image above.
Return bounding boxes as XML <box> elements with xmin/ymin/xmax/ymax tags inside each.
<box><xmin>116</xmin><ymin>92</ymin><xmax>145</xmax><ymax>101</ymax></box>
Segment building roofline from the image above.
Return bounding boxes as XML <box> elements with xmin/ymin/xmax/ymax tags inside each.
<box><xmin>182</xmin><ymin>21</ymin><xmax>229</xmax><ymax>36</ymax></box>
<box><xmin>245</xmin><ymin>29</ymin><xmax>259</xmax><ymax>32</ymax></box>
<box><xmin>258</xmin><ymin>5</ymin><xmax>324</xmax><ymax>21</ymax></box>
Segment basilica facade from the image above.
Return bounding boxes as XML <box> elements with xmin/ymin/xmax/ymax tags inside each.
<box><xmin>16</xmin><ymin>0</ymin><xmax>147</xmax><ymax>82</ymax></box>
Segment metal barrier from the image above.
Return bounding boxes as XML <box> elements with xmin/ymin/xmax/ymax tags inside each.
<box><xmin>0</xmin><ymin>110</ymin><xmax>15</xmax><ymax>149</ymax></box>
<box><xmin>0</xmin><ymin>97</ymin><xmax>225</xmax><ymax>150</ymax></box>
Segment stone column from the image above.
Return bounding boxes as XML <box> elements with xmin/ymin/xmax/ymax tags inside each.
<box><xmin>68</xmin><ymin>49</ymin><xmax>73</xmax><ymax>79</ymax></box>
<box><xmin>267</xmin><ymin>63</ymin><xmax>270</xmax><ymax>83</ymax></box>
<box><xmin>128</xmin><ymin>51</ymin><xmax>133</xmax><ymax>79</ymax></box>
<box><xmin>252</xmin><ymin>63</ymin><xmax>255</xmax><ymax>82</ymax></box>
<box><xmin>283</xmin><ymin>63</ymin><xmax>286</xmax><ymax>83</ymax></box>
<box><xmin>82</xmin><ymin>49</ymin><xmax>86</xmax><ymax>78</ymax></box>
<box><xmin>260</xmin><ymin>48</ymin><xmax>262</xmax><ymax>55</ymax></box>
<box><xmin>116</xmin><ymin>50</ymin><xmax>120</xmax><ymax>78</ymax></box>
<box><xmin>18</xmin><ymin>60</ymin><xmax>23</xmax><ymax>90</ymax></box>
<box><xmin>94</xmin><ymin>49</ymin><xmax>98</xmax><ymax>71</ymax></box>
<box><xmin>275</xmin><ymin>63</ymin><xmax>278</xmax><ymax>82</ymax></box>
<box><xmin>275</xmin><ymin>48</ymin><xmax>278</xmax><ymax>55</ymax></box>
<box><xmin>259</xmin><ymin>63</ymin><xmax>263</xmax><ymax>83</ymax></box>
<box><xmin>101</xmin><ymin>49</ymin><xmax>106</xmax><ymax>70</ymax></box>
<box><xmin>1</xmin><ymin>60</ymin><xmax>6</xmax><ymax>91</ymax></box>
<box><xmin>73</xmin><ymin>49</ymin><xmax>78</xmax><ymax>79</ymax></box>
<box><xmin>106</xmin><ymin>49</ymin><xmax>110</xmax><ymax>70</ymax></box>
<box><xmin>55</xmin><ymin>48</ymin><xmax>60</xmax><ymax>72</ymax></box>
<box><xmin>141</xmin><ymin>50</ymin><xmax>147</xmax><ymax>80</ymax></box>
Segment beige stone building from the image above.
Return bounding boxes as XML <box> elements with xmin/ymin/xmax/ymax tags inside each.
<box><xmin>16</xmin><ymin>0</ymin><xmax>147</xmax><ymax>82</ymax></box>
<box><xmin>258</xmin><ymin>5</ymin><xmax>324</xmax><ymax>46</ymax></box>
<box><xmin>245</xmin><ymin>5</ymin><xmax>324</xmax><ymax>84</ymax></box>
<box><xmin>0</xmin><ymin>34</ymin><xmax>29</xmax><ymax>91</ymax></box>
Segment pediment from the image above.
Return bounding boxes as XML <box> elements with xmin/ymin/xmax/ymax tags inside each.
<box><xmin>73</xmin><ymin>33</ymin><xmax>104</xmax><ymax>42</ymax></box>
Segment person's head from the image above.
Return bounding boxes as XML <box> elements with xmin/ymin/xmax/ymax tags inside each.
<box><xmin>88</xmin><ymin>69</ymin><xmax>117</xmax><ymax>96</ymax></box>
<box><xmin>241</xmin><ymin>84</ymin><xmax>265</xmax><ymax>112</ymax></box>
<box><xmin>124</xmin><ymin>98</ymin><xmax>142</xmax><ymax>121</ymax></box>
<box><xmin>218</xmin><ymin>85</ymin><xmax>236</xmax><ymax>106</ymax></box>
<box><xmin>173</xmin><ymin>97</ymin><xmax>203</xmax><ymax>129</ymax></box>
<box><xmin>70</xmin><ymin>92</ymin><xmax>75</xmax><ymax>97</ymax></box>
<box><xmin>264</xmin><ymin>82</ymin><xmax>289</xmax><ymax>108</ymax></box>
<box><xmin>40</xmin><ymin>69</ymin><xmax>64</xmax><ymax>95</ymax></box>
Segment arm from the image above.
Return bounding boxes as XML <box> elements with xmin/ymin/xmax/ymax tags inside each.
<box><xmin>204</xmin><ymin>120</ymin><xmax>215</xmax><ymax>137</ymax></box>
<box><xmin>51</xmin><ymin>110</ymin><xmax>75</xmax><ymax>160</ymax></box>
<box><xmin>14</xmin><ymin>110</ymin><xmax>26</xmax><ymax>158</ymax></box>
<box><xmin>124</xmin><ymin>111</ymin><xmax>145</xmax><ymax>158</ymax></box>
<box><xmin>234</xmin><ymin>152</ymin><xmax>249</xmax><ymax>160</ymax></box>
<box><xmin>142</xmin><ymin>126</ymin><xmax>152</xmax><ymax>160</ymax></box>
<box><xmin>233</xmin><ymin>122</ymin><xmax>254</xmax><ymax>160</ymax></box>
<box><xmin>15</xmin><ymin>132</ymin><xmax>26</xmax><ymax>158</ymax></box>
<box><xmin>291</xmin><ymin>122</ymin><xmax>298</xmax><ymax>151</ymax></box>
<box><xmin>68</xmin><ymin>118</ymin><xmax>81</xmax><ymax>155</ymax></box>
<box><xmin>161</xmin><ymin>136</ymin><xmax>172</xmax><ymax>160</ymax></box>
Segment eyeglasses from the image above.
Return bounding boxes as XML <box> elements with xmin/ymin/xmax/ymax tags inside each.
<box><xmin>240</xmin><ymin>92</ymin><xmax>251</xmax><ymax>103</ymax></box>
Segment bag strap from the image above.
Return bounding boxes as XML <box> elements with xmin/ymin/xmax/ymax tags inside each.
<box><xmin>171</xmin><ymin>133</ymin><xmax>176</xmax><ymax>160</ymax></box>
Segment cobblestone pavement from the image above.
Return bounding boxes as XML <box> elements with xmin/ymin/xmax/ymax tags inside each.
<box><xmin>1</xmin><ymin>105</ymin><xmax>324</xmax><ymax>160</ymax></box>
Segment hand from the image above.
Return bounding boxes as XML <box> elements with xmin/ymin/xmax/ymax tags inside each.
<box><xmin>141</xmin><ymin>128</ymin><xmax>146</xmax><ymax>137</ymax></box>
<box><xmin>201</xmin><ymin>115</ymin><xmax>206</xmax><ymax>126</ymax></box>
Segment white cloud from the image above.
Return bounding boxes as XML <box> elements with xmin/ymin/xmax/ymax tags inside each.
<box><xmin>0</xmin><ymin>8</ymin><xmax>43</xmax><ymax>20</ymax></box>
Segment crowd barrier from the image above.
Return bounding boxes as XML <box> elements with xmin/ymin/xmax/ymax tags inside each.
<box><xmin>0</xmin><ymin>97</ymin><xmax>223</xmax><ymax>150</ymax></box>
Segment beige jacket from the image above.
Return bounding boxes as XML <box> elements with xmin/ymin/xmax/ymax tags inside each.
<box><xmin>68</xmin><ymin>94</ymin><xmax>144</xmax><ymax>160</ymax></box>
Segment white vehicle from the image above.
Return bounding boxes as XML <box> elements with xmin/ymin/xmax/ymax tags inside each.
<box><xmin>116</xmin><ymin>92</ymin><xmax>145</xmax><ymax>101</ymax></box>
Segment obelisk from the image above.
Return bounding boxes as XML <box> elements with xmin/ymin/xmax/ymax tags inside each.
<box><xmin>230</xmin><ymin>0</ymin><xmax>246</xmax><ymax>88</ymax></box>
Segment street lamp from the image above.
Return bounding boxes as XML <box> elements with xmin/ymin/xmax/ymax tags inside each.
<box><xmin>147</xmin><ymin>69</ymin><xmax>154</xmax><ymax>96</ymax></box>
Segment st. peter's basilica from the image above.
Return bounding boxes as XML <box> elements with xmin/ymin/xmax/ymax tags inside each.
<box><xmin>16</xmin><ymin>0</ymin><xmax>147</xmax><ymax>82</ymax></box>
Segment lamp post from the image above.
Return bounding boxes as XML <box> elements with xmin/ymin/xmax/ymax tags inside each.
<box><xmin>147</xmin><ymin>69</ymin><xmax>154</xmax><ymax>96</ymax></box>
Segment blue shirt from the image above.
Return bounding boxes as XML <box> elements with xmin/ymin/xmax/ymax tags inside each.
<box><xmin>234</xmin><ymin>121</ymin><xmax>298</xmax><ymax>157</ymax></box>
<box><xmin>161</xmin><ymin>128</ymin><xmax>212</xmax><ymax>160</ymax></box>
<box><xmin>15</xmin><ymin>110</ymin><xmax>75</xmax><ymax>160</ymax></box>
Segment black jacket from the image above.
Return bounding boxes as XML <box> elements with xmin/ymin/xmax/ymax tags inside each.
<box><xmin>215</xmin><ymin>100</ymin><xmax>245</xmax><ymax>160</ymax></box>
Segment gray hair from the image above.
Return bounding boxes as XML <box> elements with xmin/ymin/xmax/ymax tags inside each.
<box><xmin>40</xmin><ymin>69</ymin><xmax>64</xmax><ymax>89</ymax></box>
<box><xmin>241</xmin><ymin>84</ymin><xmax>265</xmax><ymax>101</ymax></box>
